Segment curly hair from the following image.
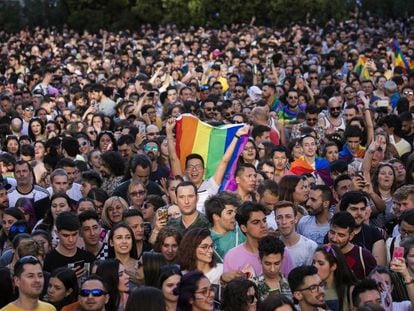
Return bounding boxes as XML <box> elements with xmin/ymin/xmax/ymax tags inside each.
<box><xmin>221</xmin><ymin>277</ymin><xmax>258</xmax><ymax>311</ymax></box>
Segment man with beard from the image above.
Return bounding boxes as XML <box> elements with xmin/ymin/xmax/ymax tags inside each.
<box><xmin>90</xmin><ymin>83</ymin><xmax>116</xmax><ymax>117</ymax></box>
<box><xmin>201</xmin><ymin>96</ymin><xmax>218</xmax><ymax>122</ymax></box>
<box><xmin>143</xmin><ymin>140</ymin><xmax>170</xmax><ymax>184</ymax></box>
<box><xmin>288</xmin><ymin>265</ymin><xmax>327</xmax><ymax>311</ymax></box>
<box><xmin>318</xmin><ymin>96</ymin><xmax>346</xmax><ymax>134</ymax></box>
<box><xmin>328</xmin><ymin>211</ymin><xmax>376</xmax><ymax>280</ymax></box>
<box><xmin>2</xmin><ymin>256</ymin><xmax>55</xmax><ymax>311</ymax></box>
<box><xmin>275</xmin><ymin>201</ymin><xmax>317</xmax><ymax>267</ymax></box>
<box><xmin>299</xmin><ymin>185</ymin><xmax>332</xmax><ymax>245</ymax></box>
<box><xmin>338</xmin><ymin>191</ymin><xmax>386</xmax><ymax>266</ymax></box>
<box><xmin>400</xmin><ymin>112</ymin><xmax>414</xmax><ymax>146</ymax></box>
<box><xmin>76</xmin><ymin>276</ymin><xmax>109</xmax><ymax>311</ymax></box>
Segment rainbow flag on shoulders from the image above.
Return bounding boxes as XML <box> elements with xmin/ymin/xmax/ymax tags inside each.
<box><xmin>175</xmin><ymin>114</ymin><xmax>249</xmax><ymax>191</ymax></box>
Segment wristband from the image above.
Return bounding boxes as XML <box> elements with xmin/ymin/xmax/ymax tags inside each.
<box><xmin>404</xmin><ymin>278</ymin><xmax>414</xmax><ymax>285</ymax></box>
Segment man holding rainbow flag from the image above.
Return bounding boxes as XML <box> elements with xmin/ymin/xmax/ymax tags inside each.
<box><xmin>166</xmin><ymin>114</ymin><xmax>250</xmax><ymax>213</ymax></box>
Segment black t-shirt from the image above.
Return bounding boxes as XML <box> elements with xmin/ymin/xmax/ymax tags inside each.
<box><xmin>43</xmin><ymin>248</ymin><xmax>95</xmax><ymax>273</ymax></box>
<box><xmin>352</xmin><ymin>224</ymin><xmax>384</xmax><ymax>252</ymax></box>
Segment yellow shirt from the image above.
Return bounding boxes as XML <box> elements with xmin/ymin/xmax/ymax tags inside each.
<box><xmin>0</xmin><ymin>301</ymin><xmax>56</xmax><ymax>311</ymax></box>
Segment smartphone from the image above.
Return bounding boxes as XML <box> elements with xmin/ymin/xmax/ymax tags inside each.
<box><xmin>139</xmin><ymin>124</ymin><xmax>146</xmax><ymax>133</ymax></box>
<box><xmin>393</xmin><ymin>246</ymin><xmax>404</xmax><ymax>259</ymax></box>
<box><xmin>377</xmin><ymin>99</ymin><xmax>389</xmax><ymax>108</ymax></box>
<box><xmin>157</xmin><ymin>208</ymin><xmax>169</xmax><ymax>223</ymax></box>
<box><xmin>68</xmin><ymin>260</ymin><xmax>85</xmax><ymax>270</ymax></box>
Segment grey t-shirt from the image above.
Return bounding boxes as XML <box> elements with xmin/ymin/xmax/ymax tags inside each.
<box><xmin>297</xmin><ymin>215</ymin><xmax>330</xmax><ymax>245</ymax></box>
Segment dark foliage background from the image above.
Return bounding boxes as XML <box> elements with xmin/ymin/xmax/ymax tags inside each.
<box><xmin>0</xmin><ymin>0</ymin><xmax>413</xmax><ymax>32</ymax></box>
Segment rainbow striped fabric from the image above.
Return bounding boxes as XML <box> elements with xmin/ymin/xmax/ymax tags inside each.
<box><xmin>354</xmin><ymin>55</ymin><xmax>370</xmax><ymax>80</ymax></box>
<box><xmin>389</xmin><ymin>39</ymin><xmax>411</xmax><ymax>72</ymax></box>
<box><xmin>175</xmin><ymin>114</ymin><xmax>249</xmax><ymax>191</ymax></box>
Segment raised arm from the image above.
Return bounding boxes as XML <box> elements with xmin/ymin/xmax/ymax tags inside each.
<box><xmin>166</xmin><ymin>118</ymin><xmax>183</xmax><ymax>177</ymax></box>
<box><xmin>212</xmin><ymin>125</ymin><xmax>250</xmax><ymax>186</ymax></box>
<box><xmin>360</xmin><ymin>92</ymin><xmax>374</xmax><ymax>145</ymax></box>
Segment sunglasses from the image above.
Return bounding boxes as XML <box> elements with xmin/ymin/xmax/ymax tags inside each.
<box><xmin>330</xmin><ymin>107</ymin><xmax>341</xmax><ymax>111</ymax></box>
<box><xmin>79</xmin><ymin>289</ymin><xmax>107</xmax><ymax>297</ymax></box>
<box><xmin>10</xmin><ymin>225</ymin><xmax>27</xmax><ymax>233</ymax></box>
<box><xmin>25</xmin><ymin>107</ymin><xmax>34</xmax><ymax>111</ymax></box>
<box><xmin>15</xmin><ymin>256</ymin><xmax>41</xmax><ymax>271</ymax></box>
<box><xmin>205</xmin><ymin>107</ymin><xmax>216</xmax><ymax>111</ymax></box>
<box><xmin>145</xmin><ymin>146</ymin><xmax>158</xmax><ymax>152</ymax></box>
<box><xmin>129</xmin><ymin>190</ymin><xmax>146</xmax><ymax>197</ymax></box>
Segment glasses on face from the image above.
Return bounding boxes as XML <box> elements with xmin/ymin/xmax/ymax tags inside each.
<box><xmin>88</xmin><ymin>130</ymin><xmax>97</xmax><ymax>135</ymax></box>
<box><xmin>142</xmin><ymin>203</ymin><xmax>153</xmax><ymax>209</ymax></box>
<box><xmin>205</xmin><ymin>107</ymin><xmax>216</xmax><ymax>112</ymax></box>
<box><xmin>79</xmin><ymin>141</ymin><xmax>89</xmax><ymax>147</ymax></box>
<box><xmin>195</xmin><ymin>286</ymin><xmax>215</xmax><ymax>298</ymax></box>
<box><xmin>309</xmin><ymin>76</ymin><xmax>318</xmax><ymax>80</ymax></box>
<box><xmin>234</xmin><ymin>89</ymin><xmax>244</xmax><ymax>93</ymax></box>
<box><xmin>306</xmin><ymin>118</ymin><xmax>317</xmax><ymax>122</ymax></box>
<box><xmin>288</xmin><ymin>96</ymin><xmax>298</xmax><ymax>100</ymax></box>
<box><xmin>298</xmin><ymin>281</ymin><xmax>326</xmax><ymax>293</ymax></box>
<box><xmin>129</xmin><ymin>190</ymin><xmax>146</xmax><ymax>197</ymax></box>
<box><xmin>79</xmin><ymin>289</ymin><xmax>107</xmax><ymax>297</ymax></box>
<box><xmin>25</xmin><ymin>107</ymin><xmax>34</xmax><ymax>112</ymax></box>
<box><xmin>399</xmin><ymin>227</ymin><xmax>414</xmax><ymax>237</ymax></box>
<box><xmin>187</xmin><ymin>164</ymin><xmax>203</xmax><ymax>171</ymax></box>
<box><xmin>330</xmin><ymin>107</ymin><xmax>341</xmax><ymax>111</ymax></box>
<box><xmin>404</xmin><ymin>91</ymin><xmax>414</xmax><ymax>96</ymax></box>
<box><xmin>145</xmin><ymin>145</ymin><xmax>158</xmax><ymax>152</ymax></box>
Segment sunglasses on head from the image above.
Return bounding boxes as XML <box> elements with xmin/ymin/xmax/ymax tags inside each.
<box><xmin>10</xmin><ymin>225</ymin><xmax>27</xmax><ymax>233</ymax></box>
<box><xmin>79</xmin><ymin>289</ymin><xmax>107</xmax><ymax>297</ymax></box>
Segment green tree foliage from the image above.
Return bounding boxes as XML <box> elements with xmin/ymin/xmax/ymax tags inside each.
<box><xmin>1</xmin><ymin>0</ymin><xmax>414</xmax><ymax>32</ymax></box>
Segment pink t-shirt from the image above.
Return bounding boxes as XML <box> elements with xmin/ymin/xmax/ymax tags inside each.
<box><xmin>223</xmin><ymin>244</ymin><xmax>294</xmax><ymax>278</ymax></box>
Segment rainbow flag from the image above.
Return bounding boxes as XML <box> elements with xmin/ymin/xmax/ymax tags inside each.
<box><xmin>354</xmin><ymin>55</ymin><xmax>370</xmax><ymax>80</ymax></box>
<box><xmin>290</xmin><ymin>157</ymin><xmax>332</xmax><ymax>186</ymax></box>
<box><xmin>389</xmin><ymin>39</ymin><xmax>411</xmax><ymax>72</ymax></box>
<box><xmin>175</xmin><ymin>114</ymin><xmax>249</xmax><ymax>191</ymax></box>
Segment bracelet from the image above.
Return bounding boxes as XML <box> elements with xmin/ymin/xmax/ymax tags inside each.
<box><xmin>404</xmin><ymin>278</ymin><xmax>414</xmax><ymax>285</ymax></box>
<box><xmin>234</xmin><ymin>134</ymin><xmax>240</xmax><ymax>139</ymax></box>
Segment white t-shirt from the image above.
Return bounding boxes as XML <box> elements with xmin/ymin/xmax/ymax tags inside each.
<box><xmin>285</xmin><ymin>235</ymin><xmax>318</xmax><ymax>268</ymax></box>
<box><xmin>196</xmin><ymin>178</ymin><xmax>219</xmax><ymax>214</ymax></box>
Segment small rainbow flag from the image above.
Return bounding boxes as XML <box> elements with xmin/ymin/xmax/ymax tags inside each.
<box><xmin>389</xmin><ymin>39</ymin><xmax>411</xmax><ymax>72</ymax></box>
<box><xmin>354</xmin><ymin>55</ymin><xmax>370</xmax><ymax>80</ymax></box>
<box><xmin>175</xmin><ymin>114</ymin><xmax>249</xmax><ymax>191</ymax></box>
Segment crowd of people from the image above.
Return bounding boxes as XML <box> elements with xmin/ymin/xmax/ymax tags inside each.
<box><xmin>1</xmin><ymin>13</ymin><xmax>414</xmax><ymax>311</ymax></box>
